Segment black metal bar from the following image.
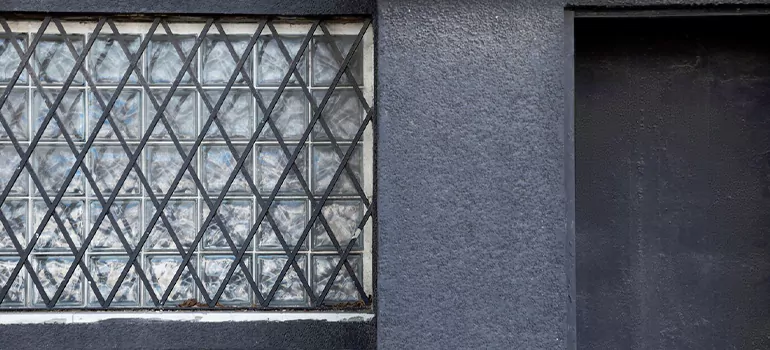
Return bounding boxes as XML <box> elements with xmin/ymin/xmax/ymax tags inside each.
<box><xmin>221</xmin><ymin>19</ymin><xmax>369</xmax><ymax>305</ymax></box>
<box><xmin>46</xmin><ymin>18</ymin><xmax>161</xmax><ymax>307</ymax></box>
<box><xmin>201</xmin><ymin>20</ymin><xmax>320</xmax><ymax>304</ymax></box>
<box><xmin>0</xmin><ymin>206</ymin><xmax>50</xmax><ymax>306</ymax></box>
<box><xmin>96</xmin><ymin>19</ymin><xmax>208</xmax><ymax>307</ymax></box>
<box><xmin>268</xmin><ymin>23</ymin><xmax>370</xmax><ymax>208</ymax></box>
<box><xmin>207</xmin><ymin>20</ymin><xmax>317</xmax><ymax>306</ymax></box>
<box><xmin>0</xmin><ymin>16</ymin><xmax>375</xmax><ymax>309</ymax></box>
<box><xmin>265</xmin><ymin>24</ymin><xmax>370</xmax><ymax>303</ymax></box>
<box><xmin>153</xmin><ymin>19</ymin><xmax>266</xmax><ymax>306</ymax></box>
<box><xmin>99</xmin><ymin>18</ymin><xmax>214</xmax><ymax>307</ymax></box>
<box><xmin>0</xmin><ymin>17</ymin><xmax>108</xmax><ymax>308</ymax></box>
<box><xmin>315</xmin><ymin>200</ymin><xmax>374</xmax><ymax>305</ymax></box>
<box><xmin>150</xmin><ymin>17</ymin><xmax>301</xmax><ymax>307</ymax></box>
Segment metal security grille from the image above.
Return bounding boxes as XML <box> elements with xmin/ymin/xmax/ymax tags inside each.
<box><xmin>0</xmin><ymin>16</ymin><xmax>374</xmax><ymax>309</ymax></box>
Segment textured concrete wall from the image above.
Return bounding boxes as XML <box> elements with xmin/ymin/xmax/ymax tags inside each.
<box><xmin>3</xmin><ymin>0</ymin><xmax>770</xmax><ymax>349</ymax></box>
<box><xmin>375</xmin><ymin>0</ymin><xmax>770</xmax><ymax>349</ymax></box>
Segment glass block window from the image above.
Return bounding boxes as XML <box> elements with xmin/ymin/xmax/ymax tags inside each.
<box><xmin>0</xmin><ymin>16</ymin><xmax>374</xmax><ymax>309</ymax></box>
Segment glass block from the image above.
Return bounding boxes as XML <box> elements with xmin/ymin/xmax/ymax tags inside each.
<box><xmin>0</xmin><ymin>35</ymin><xmax>27</xmax><ymax>84</ymax></box>
<box><xmin>89</xmin><ymin>89</ymin><xmax>142</xmax><ymax>140</ymax></box>
<box><xmin>0</xmin><ymin>200</ymin><xmax>27</xmax><ymax>252</ymax></box>
<box><xmin>33</xmin><ymin>200</ymin><xmax>84</xmax><ymax>251</ymax></box>
<box><xmin>90</xmin><ymin>145</ymin><xmax>141</xmax><ymax>195</ymax></box>
<box><xmin>312</xmin><ymin>90</ymin><xmax>364</xmax><ymax>141</ymax></box>
<box><xmin>0</xmin><ymin>89</ymin><xmax>28</xmax><ymax>140</ymax></box>
<box><xmin>203</xmin><ymin>200</ymin><xmax>253</xmax><ymax>251</ymax></box>
<box><xmin>201</xmin><ymin>255</ymin><xmax>251</xmax><ymax>306</ymax></box>
<box><xmin>146</xmin><ymin>200</ymin><xmax>197</xmax><ymax>251</ymax></box>
<box><xmin>312</xmin><ymin>145</ymin><xmax>362</xmax><ymax>195</ymax></box>
<box><xmin>257</xmin><ymin>36</ymin><xmax>308</xmax><ymax>86</ymax></box>
<box><xmin>33</xmin><ymin>256</ymin><xmax>83</xmax><ymax>306</ymax></box>
<box><xmin>258</xmin><ymin>90</ymin><xmax>307</xmax><ymax>141</ymax></box>
<box><xmin>202</xmin><ymin>145</ymin><xmax>251</xmax><ymax>195</ymax></box>
<box><xmin>147</xmin><ymin>89</ymin><xmax>197</xmax><ymax>140</ymax></box>
<box><xmin>313</xmin><ymin>35</ymin><xmax>363</xmax><ymax>87</ymax></box>
<box><xmin>257</xmin><ymin>255</ymin><xmax>308</xmax><ymax>306</ymax></box>
<box><xmin>89</xmin><ymin>256</ymin><xmax>139</xmax><ymax>306</ymax></box>
<box><xmin>202</xmin><ymin>90</ymin><xmax>253</xmax><ymax>140</ymax></box>
<box><xmin>89</xmin><ymin>34</ymin><xmax>140</xmax><ymax>84</ymax></box>
<box><xmin>0</xmin><ymin>144</ymin><xmax>29</xmax><ymax>195</ymax></box>
<box><xmin>33</xmin><ymin>89</ymin><xmax>86</xmax><ymax>141</ymax></box>
<box><xmin>255</xmin><ymin>145</ymin><xmax>307</xmax><ymax>195</ymax></box>
<box><xmin>32</xmin><ymin>145</ymin><xmax>84</xmax><ymax>195</ymax></box>
<box><xmin>0</xmin><ymin>257</ymin><xmax>25</xmax><ymax>306</ymax></box>
<box><xmin>145</xmin><ymin>145</ymin><xmax>196</xmax><ymax>195</ymax></box>
<box><xmin>258</xmin><ymin>200</ymin><xmax>307</xmax><ymax>251</ymax></box>
<box><xmin>312</xmin><ymin>254</ymin><xmax>361</xmax><ymax>302</ymax></box>
<box><xmin>90</xmin><ymin>200</ymin><xmax>141</xmax><ymax>251</ymax></box>
<box><xmin>202</xmin><ymin>35</ymin><xmax>251</xmax><ymax>85</ymax></box>
<box><xmin>148</xmin><ymin>35</ymin><xmax>196</xmax><ymax>84</ymax></box>
<box><xmin>145</xmin><ymin>255</ymin><xmax>196</xmax><ymax>306</ymax></box>
<box><xmin>35</xmin><ymin>35</ymin><xmax>84</xmax><ymax>85</ymax></box>
<box><xmin>313</xmin><ymin>200</ymin><xmax>364</xmax><ymax>251</ymax></box>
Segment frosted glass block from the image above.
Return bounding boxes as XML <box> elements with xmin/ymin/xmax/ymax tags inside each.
<box><xmin>258</xmin><ymin>200</ymin><xmax>307</xmax><ymax>251</ymax></box>
<box><xmin>33</xmin><ymin>200</ymin><xmax>84</xmax><ymax>251</ymax></box>
<box><xmin>312</xmin><ymin>90</ymin><xmax>364</xmax><ymax>141</ymax></box>
<box><xmin>0</xmin><ymin>89</ymin><xmax>28</xmax><ymax>140</ymax></box>
<box><xmin>33</xmin><ymin>256</ymin><xmax>83</xmax><ymax>306</ymax></box>
<box><xmin>89</xmin><ymin>34</ymin><xmax>140</xmax><ymax>84</ymax></box>
<box><xmin>35</xmin><ymin>35</ymin><xmax>84</xmax><ymax>84</ymax></box>
<box><xmin>313</xmin><ymin>200</ymin><xmax>364</xmax><ymax>251</ymax></box>
<box><xmin>145</xmin><ymin>255</ymin><xmax>196</xmax><ymax>306</ymax></box>
<box><xmin>312</xmin><ymin>35</ymin><xmax>363</xmax><ymax>86</ymax></box>
<box><xmin>201</xmin><ymin>255</ymin><xmax>251</xmax><ymax>306</ymax></box>
<box><xmin>202</xmin><ymin>200</ymin><xmax>253</xmax><ymax>251</ymax></box>
<box><xmin>89</xmin><ymin>89</ymin><xmax>142</xmax><ymax>140</ymax></box>
<box><xmin>0</xmin><ymin>201</ymin><xmax>27</xmax><ymax>252</ymax></box>
<box><xmin>202</xmin><ymin>90</ymin><xmax>253</xmax><ymax>140</ymax></box>
<box><xmin>257</xmin><ymin>255</ymin><xmax>307</xmax><ymax>306</ymax></box>
<box><xmin>146</xmin><ymin>200</ymin><xmax>197</xmax><ymax>251</ymax></box>
<box><xmin>312</xmin><ymin>145</ymin><xmax>362</xmax><ymax>195</ymax></box>
<box><xmin>312</xmin><ymin>254</ymin><xmax>361</xmax><ymax>302</ymax></box>
<box><xmin>148</xmin><ymin>36</ymin><xmax>196</xmax><ymax>84</ymax></box>
<box><xmin>0</xmin><ymin>257</ymin><xmax>25</xmax><ymax>306</ymax></box>
<box><xmin>90</xmin><ymin>145</ymin><xmax>141</xmax><ymax>195</ymax></box>
<box><xmin>202</xmin><ymin>145</ymin><xmax>250</xmax><ymax>195</ymax></box>
<box><xmin>255</xmin><ymin>145</ymin><xmax>307</xmax><ymax>195</ymax></box>
<box><xmin>258</xmin><ymin>90</ymin><xmax>307</xmax><ymax>141</ymax></box>
<box><xmin>90</xmin><ymin>200</ymin><xmax>141</xmax><ymax>251</ymax></box>
<box><xmin>89</xmin><ymin>256</ymin><xmax>139</xmax><ymax>306</ymax></box>
<box><xmin>145</xmin><ymin>145</ymin><xmax>195</xmax><ymax>195</ymax></box>
<box><xmin>0</xmin><ymin>35</ymin><xmax>27</xmax><ymax>84</ymax></box>
<box><xmin>147</xmin><ymin>89</ymin><xmax>197</xmax><ymax>140</ymax></box>
<box><xmin>0</xmin><ymin>144</ymin><xmax>29</xmax><ymax>195</ymax></box>
<box><xmin>32</xmin><ymin>145</ymin><xmax>84</xmax><ymax>195</ymax></box>
<box><xmin>257</xmin><ymin>36</ymin><xmax>307</xmax><ymax>86</ymax></box>
<box><xmin>33</xmin><ymin>89</ymin><xmax>85</xmax><ymax>141</ymax></box>
<box><xmin>202</xmin><ymin>36</ymin><xmax>251</xmax><ymax>85</ymax></box>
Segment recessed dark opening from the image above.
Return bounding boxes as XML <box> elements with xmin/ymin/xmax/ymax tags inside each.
<box><xmin>575</xmin><ymin>15</ymin><xmax>770</xmax><ymax>349</ymax></box>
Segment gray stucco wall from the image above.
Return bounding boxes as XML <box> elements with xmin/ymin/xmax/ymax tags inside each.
<box><xmin>376</xmin><ymin>1</ymin><xmax>770</xmax><ymax>349</ymax></box>
<box><xmin>3</xmin><ymin>0</ymin><xmax>770</xmax><ymax>349</ymax></box>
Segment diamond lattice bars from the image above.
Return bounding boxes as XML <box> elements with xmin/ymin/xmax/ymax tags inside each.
<box><xmin>0</xmin><ymin>16</ymin><xmax>374</xmax><ymax>309</ymax></box>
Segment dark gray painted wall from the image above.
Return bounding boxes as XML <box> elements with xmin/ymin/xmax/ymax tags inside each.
<box><xmin>575</xmin><ymin>16</ymin><xmax>770</xmax><ymax>349</ymax></box>
<box><xmin>0</xmin><ymin>319</ymin><xmax>376</xmax><ymax>349</ymax></box>
<box><xmin>0</xmin><ymin>0</ymin><xmax>374</xmax><ymax>15</ymax></box>
<box><xmin>376</xmin><ymin>0</ymin><xmax>770</xmax><ymax>349</ymax></box>
<box><xmin>3</xmin><ymin>0</ymin><xmax>770</xmax><ymax>349</ymax></box>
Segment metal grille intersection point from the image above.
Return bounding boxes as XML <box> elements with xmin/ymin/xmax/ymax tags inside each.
<box><xmin>0</xmin><ymin>16</ymin><xmax>374</xmax><ymax>309</ymax></box>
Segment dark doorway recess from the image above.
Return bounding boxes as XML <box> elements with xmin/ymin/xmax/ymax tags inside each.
<box><xmin>575</xmin><ymin>15</ymin><xmax>770</xmax><ymax>349</ymax></box>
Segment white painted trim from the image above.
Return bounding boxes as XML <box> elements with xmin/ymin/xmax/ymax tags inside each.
<box><xmin>0</xmin><ymin>311</ymin><xmax>373</xmax><ymax>324</ymax></box>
